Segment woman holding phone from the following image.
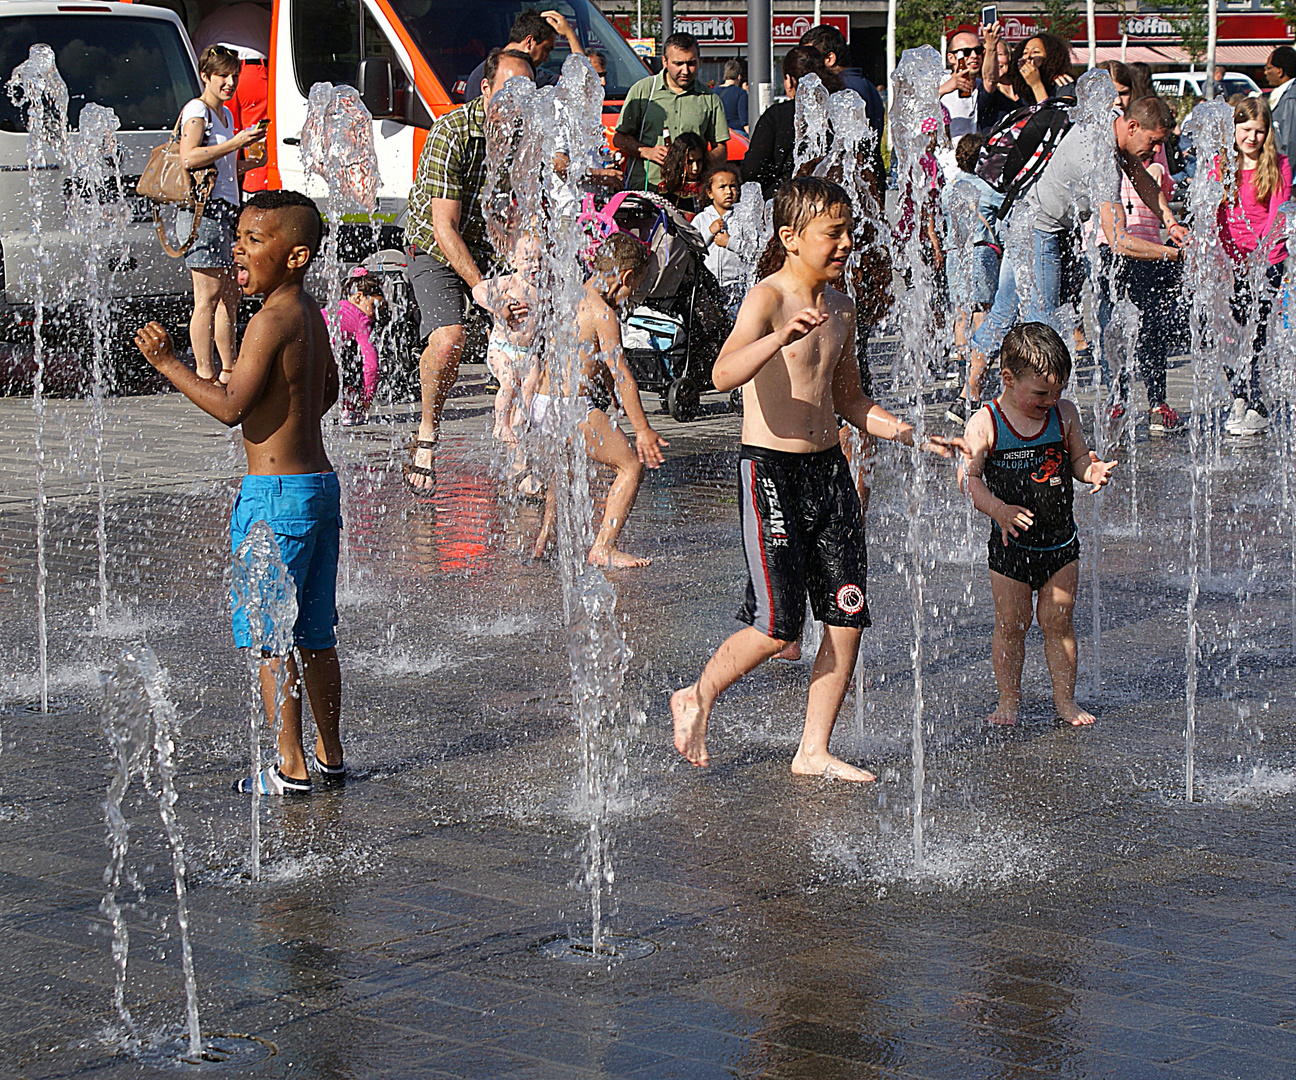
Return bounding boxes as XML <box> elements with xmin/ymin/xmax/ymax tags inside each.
<box><xmin>175</xmin><ymin>45</ymin><xmax>266</xmax><ymax>382</ymax></box>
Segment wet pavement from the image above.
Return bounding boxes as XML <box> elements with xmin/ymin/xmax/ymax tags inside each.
<box><xmin>4</xmin><ymin>359</ymin><xmax>1296</xmax><ymax>1079</ymax></box>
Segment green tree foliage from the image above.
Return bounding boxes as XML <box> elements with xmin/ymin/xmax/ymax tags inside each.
<box><xmin>896</xmin><ymin>0</ymin><xmax>979</xmax><ymax>54</ymax></box>
<box><xmin>1169</xmin><ymin>0</ymin><xmax>1210</xmax><ymax>67</ymax></box>
<box><xmin>1034</xmin><ymin>0</ymin><xmax>1083</xmax><ymax>41</ymax></box>
<box><xmin>607</xmin><ymin>0</ymin><xmax>661</xmax><ymax>45</ymax></box>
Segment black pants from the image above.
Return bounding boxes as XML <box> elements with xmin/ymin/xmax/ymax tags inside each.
<box><xmin>1226</xmin><ymin>258</ymin><xmax>1285</xmax><ymax>406</ymax></box>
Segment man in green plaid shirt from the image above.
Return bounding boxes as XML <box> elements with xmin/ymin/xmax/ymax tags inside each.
<box><xmin>404</xmin><ymin>47</ymin><xmax>534</xmax><ymax>497</ymax></box>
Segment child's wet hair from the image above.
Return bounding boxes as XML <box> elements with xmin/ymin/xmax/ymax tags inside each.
<box><xmin>756</xmin><ymin>176</ymin><xmax>852</xmax><ymax>280</ymax></box>
<box><xmin>242</xmin><ymin>189</ymin><xmax>324</xmax><ymax>258</ymax></box>
<box><xmin>591</xmin><ymin>232</ymin><xmax>651</xmax><ymax>280</ymax></box>
<box><xmin>1001</xmin><ymin>322</ymin><xmax>1072</xmax><ymax>384</ymax></box>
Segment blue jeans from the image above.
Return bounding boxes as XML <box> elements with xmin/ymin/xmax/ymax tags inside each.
<box><xmin>970</xmin><ymin>252</ymin><xmax>1019</xmax><ymax>357</ymax></box>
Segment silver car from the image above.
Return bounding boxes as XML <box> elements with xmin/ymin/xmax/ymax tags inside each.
<box><xmin>0</xmin><ymin>1</ymin><xmax>201</xmax><ymax>392</ymax></box>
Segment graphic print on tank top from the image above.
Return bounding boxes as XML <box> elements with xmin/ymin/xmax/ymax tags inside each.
<box><xmin>981</xmin><ymin>399</ymin><xmax>1077</xmax><ymax>551</ymax></box>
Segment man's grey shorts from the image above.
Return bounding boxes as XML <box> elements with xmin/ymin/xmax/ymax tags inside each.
<box><xmin>407</xmin><ymin>249</ymin><xmax>467</xmax><ymax>340</ymax></box>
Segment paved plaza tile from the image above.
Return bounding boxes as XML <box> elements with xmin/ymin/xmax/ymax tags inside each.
<box><xmin>2</xmin><ymin>363</ymin><xmax>1296</xmax><ymax>1078</ymax></box>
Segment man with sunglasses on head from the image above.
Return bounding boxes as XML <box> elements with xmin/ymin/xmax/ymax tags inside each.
<box><xmin>940</xmin><ymin>27</ymin><xmax>986</xmax><ymax>140</ymax></box>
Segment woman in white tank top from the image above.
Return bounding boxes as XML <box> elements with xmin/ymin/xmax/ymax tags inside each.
<box><xmin>175</xmin><ymin>45</ymin><xmax>265</xmax><ymax>382</ymax></box>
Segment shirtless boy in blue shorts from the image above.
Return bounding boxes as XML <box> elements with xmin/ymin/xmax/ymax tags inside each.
<box><xmin>671</xmin><ymin>177</ymin><xmax>963</xmax><ymax>781</ymax></box>
<box><xmin>960</xmin><ymin>322</ymin><xmax>1117</xmax><ymax>727</ymax></box>
<box><xmin>136</xmin><ymin>190</ymin><xmax>344</xmax><ymax>795</ymax></box>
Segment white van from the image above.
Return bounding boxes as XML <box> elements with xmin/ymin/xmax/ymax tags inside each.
<box><xmin>0</xmin><ymin>2</ymin><xmax>201</xmax><ymax>390</ymax></box>
<box><xmin>1151</xmin><ymin>70</ymin><xmax>1262</xmax><ymax>99</ymax></box>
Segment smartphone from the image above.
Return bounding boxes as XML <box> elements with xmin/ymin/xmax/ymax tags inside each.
<box><xmin>981</xmin><ymin>5</ymin><xmax>997</xmax><ymax>26</ymax></box>
<box><xmin>255</xmin><ymin>118</ymin><xmax>270</xmax><ymax>130</ymax></box>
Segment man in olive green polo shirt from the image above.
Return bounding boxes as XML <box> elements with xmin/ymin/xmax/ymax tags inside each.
<box><xmin>613</xmin><ymin>31</ymin><xmax>729</xmax><ymax>192</ymax></box>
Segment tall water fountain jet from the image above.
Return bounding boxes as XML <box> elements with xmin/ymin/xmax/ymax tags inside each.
<box><xmin>484</xmin><ymin>60</ymin><xmax>632</xmax><ymax>955</ymax></box>
<box><xmin>889</xmin><ymin>45</ymin><xmax>945</xmax><ymax>872</ymax></box>
<box><xmin>67</xmin><ymin>102</ymin><xmax>130</xmax><ymax>629</ymax></box>
<box><xmin>100</xmin><ymin>646</ymin><xmax>202</xmax><ymax>1060</ymax></box>
<box><xmin>299</xmin><ymin>83</ymin><xmax>380</xmax><ymax>585</ymax></box>
<box><xmin>231</xmin><ymin>522</ymin><xmax>298</xmax><ymax>879</ymax></box>
<box><xmin>1181</xmin><ymin>97</ymin><xmax>1236</xmax><ymax>801</ymax></box>
<box><xmin>816</xmin><ymin>87</ymin><xmax>893</xmax><ymax>738</ymax></box>
<box><xmin>8</xmin><ymin>45</ymin><xmax>68</xmax><ymax>713</ymax></box>
<box><xmin>299</xmin><ymin>81</ymin><xmax>380</xmax><ymax>325</ymax></box>
<box><xmin>1280</xmin><ymin>202</ymin><xmax>1296</xmax><ymax>655</ymax></box>
<box><xmin>1067</xmin><ymin>67</ymin><xmax>1120</xmax><ymax>697</ymax></box>
<box><xmin>792</xmin><ymin>72</ymin><xmax>831</xmax><ymax>172</ymax></box>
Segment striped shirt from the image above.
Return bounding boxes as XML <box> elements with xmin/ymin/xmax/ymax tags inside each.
<box><xmin>407</xmin><ymin>97</ymin><xmax>491</xmax><ymax>268</ymax></box>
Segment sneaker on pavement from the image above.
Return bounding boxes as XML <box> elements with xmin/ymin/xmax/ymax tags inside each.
<box><xmin>1236</xmin><ymin>407</ymin><xmax>1270</xmax><ymax>436</ymax></box>
<box><xmin>1224</xmin><ymin>396</ymin><xmax>1248</xmax><ymax>435</ymax></box>
<box><xmin>313</xmin><ymin>756</ymin><xmax>347</xmax><ymax>788</ymax></box>
<box><xmin>233</xmin><ymin>766</ymin><xmax>312</xmax><ymax>796</ymax></box>
<box><xmin>1148</xmin><ymin>403</ymin><xmax>1184</xmax><ymax>435</ymax></box>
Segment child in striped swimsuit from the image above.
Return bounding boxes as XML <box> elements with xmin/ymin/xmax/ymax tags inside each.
<box><xmin>960</xmin><ymin>322</ymin><xmax>1117</xmax><ymax>728</ymax></box>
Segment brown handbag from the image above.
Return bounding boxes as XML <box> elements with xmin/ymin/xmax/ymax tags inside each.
<box><xmin>137</xmin><ymin>108</ymin><xmax>218</xmax><ymax>258</ymax></box>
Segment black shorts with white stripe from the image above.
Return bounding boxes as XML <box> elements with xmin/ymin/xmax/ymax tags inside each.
<box><xmin>736</xmin><ymin>444</ymin><xmax>870</xmax><ymax>642</ymax></box>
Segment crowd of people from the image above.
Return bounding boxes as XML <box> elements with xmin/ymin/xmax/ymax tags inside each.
<box><xmin>140</xmin><ymin>15</ymin><xmax>1296</xmax><ymax>792</ymax></box>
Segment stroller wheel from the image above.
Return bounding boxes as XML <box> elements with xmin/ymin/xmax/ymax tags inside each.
<box><xmin>667</xmin><ymin>376</ymin><xmax>700</xmax><ymax>422</ymax></box>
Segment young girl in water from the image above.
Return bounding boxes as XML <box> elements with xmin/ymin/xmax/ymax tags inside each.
<box><xmin>323</xmin><ymin>269</ymin><xmax>385</xmax><ymax>426</ymax></box>
<box><xmin>657</xmin><ymin>132</ymin><xmax>707</xmax><ymax>217</ymax></box>
<box><xmin>471</xmin><ymin>233</ymin><xmax>544</xmax><ymax>494</ymax></box>
<box><xmin>1217</xmin><ymin>96</ymin><xmax>1292</xmax><ymax>437</ymax></box>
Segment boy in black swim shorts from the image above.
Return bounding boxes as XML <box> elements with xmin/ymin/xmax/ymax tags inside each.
<box><xmin>670</xmin><ymin>177</ymin><xmax>963</xmax><ymax>781</ymax></box>
<box><xmin>960</xmin><ymin>322</ymin><xmax>1117</xmax><ymax>728</ymax></box>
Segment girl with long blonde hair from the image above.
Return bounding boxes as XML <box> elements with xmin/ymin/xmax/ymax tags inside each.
<box><xmin>1218</xmin><ymin>95</ymin><xmax>1292</xmax><ymax>435</ymax></box>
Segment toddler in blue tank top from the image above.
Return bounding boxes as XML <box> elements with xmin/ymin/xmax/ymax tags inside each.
<box><xmin>959</xmin><ymin>323</ymin><xmax>1118</xmax><ymax>727</ymax></box>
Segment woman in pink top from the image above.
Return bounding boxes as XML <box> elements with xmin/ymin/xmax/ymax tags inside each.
<box><xmin>322</xmin><ymin>269</ymin><xmax>386</xmax><ymax>426</ymax></box>
<box><xmin>1217</xmin><ymin>96</ymin><xmax>1291</xmax><ymax>436</ymax></box>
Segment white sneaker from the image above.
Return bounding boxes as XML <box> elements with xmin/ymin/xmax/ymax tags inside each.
<box><xmin>1224</xmin><ymin>397</ymin><xmax>1248</xmax><ymax>435</ymax></box>
<box><xmin>1236</xmin><ymin>407</ymin><xmax>1270</xmax><ymax>436</ymax></box>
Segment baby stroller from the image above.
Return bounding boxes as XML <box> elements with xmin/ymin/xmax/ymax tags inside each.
<box><xmin>585</xmin><ymin>191</ymin><xmax>734</xmax><ymax>422</ymax></box>
<box><xmin>355</xmin><ymin>248</ymin><xmax>423</xmax><ymax>405</ymax></box>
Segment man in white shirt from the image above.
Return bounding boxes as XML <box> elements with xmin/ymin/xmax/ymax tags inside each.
<box><xmin>940</xmin><ymin>28</ymin><xmax>984</xmax><ymax>140</ymax></box>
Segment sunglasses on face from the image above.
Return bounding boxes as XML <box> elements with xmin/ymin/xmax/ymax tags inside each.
<box><xmin>952</xmin><ymin>47</ymin><xmax>984</xmax><ymax>59</ymax></box>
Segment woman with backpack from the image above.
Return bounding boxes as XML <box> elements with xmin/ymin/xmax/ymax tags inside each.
<box><xmin>175</xmin><ymin>45</ymin><xmax>266</xmax><ymax>383</ymax></box>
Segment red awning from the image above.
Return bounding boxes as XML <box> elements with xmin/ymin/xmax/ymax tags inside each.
<box><xmin>1156</xmin><ymin>44</ymin><xmax>1278</xmax><ymax>65</ymax></box>
<box><xmin>1070</xmin><ymin>45</ymin><xmax>1179</xmax><ymax>65</ymax></box>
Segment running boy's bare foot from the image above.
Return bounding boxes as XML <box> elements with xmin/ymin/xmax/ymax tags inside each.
<box><xmin>671</xmin><ymin>684</ymin><xmax>709</xmax><ymax>767</ymax></box>
<box><xmin>773</xmin><ymin>640</ymin><xmax>802</xmax><ymax>661</ymax></box>
<box><xmin>589</xmin><ymin>546</ymin><xmax>650</xmax><ymax>568</ymax></box>
<box><xmin>986</xmin><ymin>699</ymin><xmax>1020</xmax><ymax>725</ymax></box>
<box><xmin>1056</xmin><ymin>700</ymin><xmax>1096</xmax><ymax>726</ymax></box>
<box><xmin>791</xmin><ymin>748</ymin><xmax>875</xmax><ymax>782</ymax></box>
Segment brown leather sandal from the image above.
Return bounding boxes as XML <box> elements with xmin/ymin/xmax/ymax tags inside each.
<box><xmin>406</xmin><ymin>438</ymin><xmax>437</xmax><ymax>500</ymax></box>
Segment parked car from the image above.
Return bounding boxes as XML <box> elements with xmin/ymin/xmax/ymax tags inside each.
<box><xmin>0</xmin><ymin>1</ymin><xmax>201</xmax><ymax>392</ymax></box>
<box><xmin>1152</xmin><ymin>70</ymin><xmax>1261</xmax><ymax>100</ymax></box>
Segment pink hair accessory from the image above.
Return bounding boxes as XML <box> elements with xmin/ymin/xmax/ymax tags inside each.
<box><xmin>350</xmin><ymin>266</ymin><xmax>370</xmax><ymax>278</ymax></box>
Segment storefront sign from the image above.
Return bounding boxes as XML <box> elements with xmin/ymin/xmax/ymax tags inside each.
<box><xmin>992</xmin><ymin>11</ymin><xmax>1291</xmax><ymax>43</ymax></box>
<box><xmin>671</xmin><ymin>14</ymin><xmax>850</xmax><ymax>47</ymax></box>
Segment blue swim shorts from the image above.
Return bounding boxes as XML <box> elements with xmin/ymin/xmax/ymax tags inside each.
<box><xmin>229</xmin><ymin>472</ymin><xmax>341</xmax><ymax>651</ymax></box>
